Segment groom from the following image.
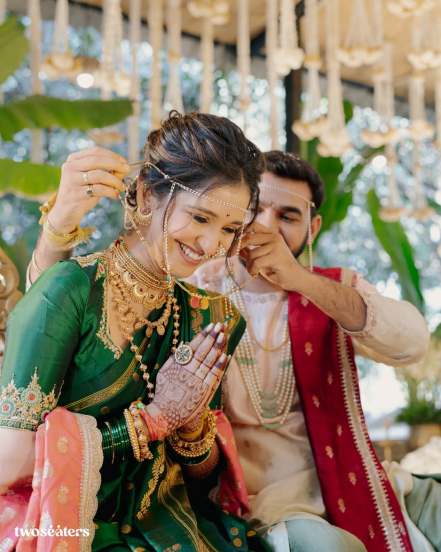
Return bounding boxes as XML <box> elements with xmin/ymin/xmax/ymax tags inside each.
<box><xmin>27</xmin><ymin>149</ymin><xmax>439</xmax><ymax>552</ymax></box>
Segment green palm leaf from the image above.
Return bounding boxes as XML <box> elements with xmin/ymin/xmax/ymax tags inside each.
<box><xmin>0</xmin><ymin>159</ymin><xmax>60</xmax><ymax>198</ymax></box>
<box><xmin>367</xmin><ymin>188</ymin><xmax>424</xmax><ymax>312</ymax></box>
<box><xmin>0</xmin><ymin>96</ymin><xmax>133</xmax><ymax>141</ymax></box>
<box><xmin>0</xmin><ymin>17</ymin><xmax>29</xmax><ymax>85</ymax></box>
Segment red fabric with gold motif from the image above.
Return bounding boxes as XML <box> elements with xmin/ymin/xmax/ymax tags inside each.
<box><xmin>288</xmin><ymin>267</ymin><xmax>413</xmax><ymax>552</ymax></box>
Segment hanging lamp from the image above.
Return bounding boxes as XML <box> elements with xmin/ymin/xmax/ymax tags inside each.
<box><xmin>237</xmin><ymin>0</ymin><xmax>251</xmax><ymax>125</ymax></box>
<box><xmin>409</xmin><ymin>143</ymin><xmax>434</xmax><ymax>220</ymax></box>
<box><xmin>408</xmin><ymin>72</ymin><xmax>434</xmax><ymax>141</ymax></box>
<box><xmin>408</xmin><ymin>9</ymin><xmax>441</xmax><ymax>71</ymax></box>
<box><xmin>317</xmin><ymin>0</ymin><xmax>351</xmax><ymax>157</ymax></box>
<box><xmin>387</xmin><ymin>0</ymin><xmax>436</xmax><ymax>18</ymax></box>
<box><xmin>266</xmin><ymin>0</ymin><xmax>280</xmax><ymax>150</ymax></box>
<box><xmin>362</xmin><ymin>44</ymin><xmax>399</xmax><ymax>147</ymax></box>
<box><xmin>149</xmin><ymin>0</ymin><xmax>164</xmax><ymax>130</ymax></box>
<box><xmin>274</xmin><ymin>0</ymin><xmax>304</xmax><ymax>76</ymax></box>
<box><xmin>292</xmin><ymin>0</ymin><xmax>326</xmax><ymax>141</ymax></box>
<box><xmin>379</xmin><ymin>144</ymin><xmax>407</xmax><ymax>222</ymax></box>
<box><xmin>164</xmin><ymin>0</ymin><xmax>184</xmax><ymax>113</ymax></box>
<box><xmin>338</xmin><ymin>0</ymin><xmax>382</xmax><ymax>68</ymax></box>
<box><xmin>127</xmin><ymin>0</ymin><xmax>142</xmax><ymax>162</ymax></box>
<box><xmin>188</xmin><ymin>0</ymin><xmax>229</xmax><ymax>113</ymax></box>
<box><xmin>41</xmin><ymin>0</ymin><xmax>79</xmax><ymax>80</ymax></box>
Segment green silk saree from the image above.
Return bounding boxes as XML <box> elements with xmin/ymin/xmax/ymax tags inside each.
<box><xmin>0</xmin><ymin>252</ymin><xmax>269</xmax><ymax>552</ymax></box>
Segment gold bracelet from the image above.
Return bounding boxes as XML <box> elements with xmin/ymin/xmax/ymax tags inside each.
<box><xmin>38</xmin><ymin>192</ymin><xmax>58</xmax><ymax>225</ymax></box>
<box><xmin>42</xmin><ymin>218</ymin><xmax>94</xmax><ymax>251</ymax></box>
<box><xmin>168</xmin><ymin>410</ymin><xmax>217</xmax><ymax>458</ymax></box>
<box><xmin>124</xmin><ymin>409</ymin><xmax>141</xmax><ymax>462</ymax></box>
<box><xmin>177</xmin><ymin>411</ymin><xmax>207</xmax><ymax>441</ymax></box>
<box><xmin>129</xmin><ymin>403</ymin><xmax>153</xmax><ymax>461</ymax></box>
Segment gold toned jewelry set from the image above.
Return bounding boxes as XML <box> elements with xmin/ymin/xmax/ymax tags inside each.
<box><xmin>37</xmin><ymin>161</ymin><xmax>257</xmax><ymax>465</ymax></box>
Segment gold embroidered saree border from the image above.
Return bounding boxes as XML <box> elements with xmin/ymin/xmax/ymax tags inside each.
<box><xmin>156</xmin><ymin>458</ymin><xmax>200</xmax><ymax>550</ymax></box>
<box><xmin>65</xmin><ymin>338</ymin><xmax>148</xmax><ymax>412</ymax></box>
<box><xmin>136</xmin><ymin>442</ymin><xmax>166</xmax><ymax>520</ymax></box>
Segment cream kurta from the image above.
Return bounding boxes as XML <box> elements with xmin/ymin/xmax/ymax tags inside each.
<box><xmin>188</xmin><ymin>258</ymin><xmax>429</xmax><ymax>529</ymax></box>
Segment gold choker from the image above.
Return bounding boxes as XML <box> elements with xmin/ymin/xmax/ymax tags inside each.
<box><xmin>109</xmin><ymin>239</ymin><xmax>170</xmax><ymax>308</ymax></box>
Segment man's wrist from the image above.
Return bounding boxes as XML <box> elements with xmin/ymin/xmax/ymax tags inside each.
<box><xmin>283</xmin><ymin>262</ymin><xmax>313</xmax><ymax>293</ymax></box>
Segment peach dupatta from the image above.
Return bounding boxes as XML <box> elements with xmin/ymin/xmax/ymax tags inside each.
<box><xmin>0</xmin><ymin>408</ymin><xmax>102</xmax><ymax>552</ymax></box>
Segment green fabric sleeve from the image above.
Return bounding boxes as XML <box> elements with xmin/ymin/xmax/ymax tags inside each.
<box><xmin>0</xmin><ymin>260</ymin><xmax>90</xmax><ymax>431</ymax></box>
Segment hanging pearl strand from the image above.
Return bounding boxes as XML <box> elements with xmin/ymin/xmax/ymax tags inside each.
<box><xmin>231</xmin><ymin>285</ymin><xmax>295</xmax><ymax>429</ymax></box>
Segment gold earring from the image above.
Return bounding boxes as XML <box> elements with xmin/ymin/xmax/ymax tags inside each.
<box><xmin>215</xmin><ymin>244</ymin><xmax>227</xmax><ymax>258</ymax></box>
<box><xmin>133</xmin><ymin>208</ymin><xmax>152</xmax><ymax>227</ymax></box>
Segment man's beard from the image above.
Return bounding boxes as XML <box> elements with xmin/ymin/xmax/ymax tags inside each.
<box><xmin>238</xmin><ymin>229</ymin><xmax>309</xmax><ymax>267</ymax></box>
<box><xmin>292</xmin><ymin>230</ymin><xmax>309</xmax><ymax>259</ymax></box>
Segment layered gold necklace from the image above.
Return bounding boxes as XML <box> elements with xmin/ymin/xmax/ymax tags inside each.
<box><xmin>103</xmin><ymin>239</ymin><xmax>180</xmax><ymax>399</ymax></box>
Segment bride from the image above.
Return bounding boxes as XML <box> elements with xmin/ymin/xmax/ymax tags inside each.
<box><xmin>0</xmin><ymin>112</ymin><xmax>270</xmax><ymax>551</ymax></box>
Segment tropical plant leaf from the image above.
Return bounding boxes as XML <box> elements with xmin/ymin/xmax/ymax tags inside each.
<box><xmin>0</xmin><ymin>96</ymin><xmax>133</xmax><ymax>140</ymax></box>
<box><xmin>367</xmin><ymin>188</ymin><xmax>424</xmax><ymax>312</ymax></box>
<box><xmin>0</xmin><ymin>159</ymin><xmax>60</xmax><ymax>198</ymax></box>
<box><xmin>428</xmin><ymin>198</ymin><xmax>441</xmax><ymax>216</ymax></box>
<box><xmin>0</xmin><ymin>17</ymin><xmax>29</xmax><ymax>85</ymax></box>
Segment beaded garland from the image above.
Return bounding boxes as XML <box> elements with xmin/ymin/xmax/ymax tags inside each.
<box><xmin>231</xmin><ymin>285</ymin><xmax>295</xmax><ymax>430</ymax></box>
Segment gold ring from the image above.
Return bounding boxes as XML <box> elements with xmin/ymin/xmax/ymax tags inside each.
<box><xmin>86</xmin><ymin>183</ymin><xmax>94</xmax><ymax>197</ymax></box>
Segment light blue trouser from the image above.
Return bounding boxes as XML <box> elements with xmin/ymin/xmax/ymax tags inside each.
<box><xmin>405</xmin><ymin>474</ymin><xmax>441</xmax><ymax>551</ymax></box>
<box><xmin>263</xmin><ymin>518</ymin><xmax>367</xmax><ymax>552</ymax></box>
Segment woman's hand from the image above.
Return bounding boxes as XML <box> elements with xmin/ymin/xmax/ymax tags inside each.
<box><xmin>49</xmin><ymin>146</ymin><xmax>130</xmax><ymax>233</ymax></box>
<box><xmin>145</xmin><ymin>322</ymin><xmax>229</xmax><ymax>435</ymax></box>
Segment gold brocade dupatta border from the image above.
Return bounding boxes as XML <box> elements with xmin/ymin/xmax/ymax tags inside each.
<box><xmin>75</xmin><ymin>413</ymin><xmax>103</xmax><ymax>552</ymax></box>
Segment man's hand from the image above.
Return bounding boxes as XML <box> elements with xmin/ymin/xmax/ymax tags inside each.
<box><xmin>241</xmin><ymin>221</ymin><xmax>303</xmax><ymax>291</ymax></box>
<box><xmin>241</xmin><ymin>222</ymin><xmax>367</xmax><ymax>331</ymax></box>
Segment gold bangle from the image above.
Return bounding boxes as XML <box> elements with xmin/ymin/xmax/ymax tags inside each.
<box><xmin>124</xmin><ymin>409</ymin><xmax>141</xmax><ymax>462</ymax></box>
<box><xmin>168</xmin><ymin>411</ymin><xmax>217</xmax><ymax>458</ymax></box>
<box><xmin>129</xmin><ymin>404</ymin><xmax>153</xmax><ymax>461</ymax></box>
<box><xmin>177</xmin><ymin>411</ymin><xmax>207</xmax><ymax>441</ymax></box>
<box><xmin>38</xmin><ymin>192</ymin><xmax>58</xmax><ymax>225</ymax></box>
<box><xmin>42</xmin><ymin>218</ymin><xmax>94</xmax><ymax>251</ymax></box>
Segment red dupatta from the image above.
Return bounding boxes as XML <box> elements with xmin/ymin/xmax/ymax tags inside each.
<box><xmin>287</xmin><ymin>267</ymin><xmax>413</xmax><ymax>552</ymax></box>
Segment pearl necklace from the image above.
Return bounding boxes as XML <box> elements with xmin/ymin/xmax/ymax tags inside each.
<box><xmin>231</xmin><ymin>285</ymin><xmax>295</xmax><ymax>429</ymax></box>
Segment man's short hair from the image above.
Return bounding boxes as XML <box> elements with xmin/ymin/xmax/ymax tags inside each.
<box><xmin>263</xmin><ymin>150</ymin><xmax>325</xmax><ymax>212</ymax></box>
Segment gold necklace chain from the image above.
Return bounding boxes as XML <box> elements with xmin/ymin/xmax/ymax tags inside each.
<box><xmin>104</xmin><ymin>242</ymin><xmax>180</xmax><ymax>400</ymax></box>
<box><xmin>114</xmin><ymin>239</ymin><xmax>170</xmax><ymax>291</ymax></box>
<box><xmin>230</xmin><ymin>276</ymin><xmax>290</xmax><ymax>353</ymax></box>
<box><xmin>110</xmin><ymin>240</ymin><xmax>170</xmax><ymax>309</ymax></box>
